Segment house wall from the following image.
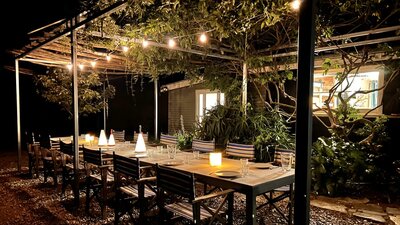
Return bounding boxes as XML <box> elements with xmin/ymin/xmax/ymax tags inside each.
<box><xmin>168</xmin><ymin>83</ymin><xmax>204</xmax><ymax>133</ymax></box>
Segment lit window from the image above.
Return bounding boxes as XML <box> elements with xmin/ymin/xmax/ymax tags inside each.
<box><xmin>313</xmin><ymin>70</ymin><xmax>382</xmax><ymax>114</ymax></box>
<box><xmin>196</xmin><ymin>90</ymin><xmax>225</xmax><ymax>122</ymax></box>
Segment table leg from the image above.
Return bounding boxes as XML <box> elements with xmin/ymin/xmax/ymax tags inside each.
<box><xmin>246</xmin><ymin>191</ymin><xmax>257</xmax><ymax>225</ymax></box>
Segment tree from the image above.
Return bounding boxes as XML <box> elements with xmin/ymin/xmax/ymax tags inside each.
<box><xmin>34</xmin><ymin>68</ymin><xmax>115</xmax><ymax>118</ymax></box>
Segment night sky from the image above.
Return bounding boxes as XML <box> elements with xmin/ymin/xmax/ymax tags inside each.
<box><xmin>0</xmin><ymin>1</ymin><xmax>167</xmax><ymax>151</ymax></box>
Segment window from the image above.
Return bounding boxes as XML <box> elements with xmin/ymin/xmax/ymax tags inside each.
<box><xmin>196</xmin><ymin>89</ymin><xmax>225</xmax><ymax>122</ymax></box>
<box><xmin>313</xmin><ymin>70</ymin><xmax>383</xmax><ymax>115</ymax></box>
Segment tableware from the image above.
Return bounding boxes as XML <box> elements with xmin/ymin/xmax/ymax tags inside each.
<box><xmin>192</xmin><ymin>150</ymin><xmax>200</xmax><ymax>159</ymax></box>
<box><xmin>214</xmin><ymin>170</ymin><xmax>241</xmax><ymax>178</ymax></box>
<box><xmin>162</xmin><ymin>160</ymin><xmax>184</xmax><ymax>166</ymax></box>
<box><xmin>240</xmin><ymin>158</ymin><xmax>249</xmax><ymax>176</ymax></box>
<box><xmin>253</xmin><ymin>162</ymin><xmax>273</xmax><ymax>169</ymax></box>
<box><xmin>167</xmin><ymin>145</ymin><xmax>177</xmax><ymax>159</ymax></box>
<box><xmin>281</xmin><ymin>153</ymin><xmax>293</xmax><ymax>171</ymax></box>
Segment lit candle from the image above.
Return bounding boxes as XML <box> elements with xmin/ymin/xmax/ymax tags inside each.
<box><xmin>209</xmin><ymin>152</ymin><xmax>222</xmax><ymax>166</ymax></box>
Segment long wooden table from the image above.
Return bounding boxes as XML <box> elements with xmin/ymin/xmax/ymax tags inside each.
<box><xmin>102</xmin><ymin>146</ymin><xmax>295</xmax><ymax>225</ymax></box>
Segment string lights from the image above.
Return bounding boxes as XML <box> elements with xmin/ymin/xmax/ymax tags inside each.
<box><xmin>66</xmin><ymin>30</ymin><xmax>213</xmax><ymax>71</ymax></box>
<box><xmin>291</xmin><ymin>0</ymin><xmax>301</xmax><ymax>10</ymax></box>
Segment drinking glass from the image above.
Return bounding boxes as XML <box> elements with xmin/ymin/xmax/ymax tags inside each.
<box><xmin>192</xmin><ymin>150</ymin><xmax>200</xmax><ymax>159</ymax></box>
<box><xmin>240</xmin><ymin>158</ymin><xmax>249</xmax><ymax>177</ymax></box>
<box><xmin>168</xmin><ymin>145</ymin><xmax>177</xmax><ymax>159</ymax></box>
<box><xmin>281</xmin><ymin>153</ymin><xmax>293</xmax><ymax>171</ymax></box>
<box><xmin>183</xmin><ymin>154</ymin><xmax>191</xmax><ymax>164</ymax></box>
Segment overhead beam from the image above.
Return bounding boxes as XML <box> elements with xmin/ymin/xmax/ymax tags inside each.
<box><xmin>16</xmin><ymin>1</ymin><xmax>128</xmax><ymax>59</ymax></box>
<box><xmin>89</xmin><ymin>31</ymin><xmax>242</xmax><ymax>61</ymax></box>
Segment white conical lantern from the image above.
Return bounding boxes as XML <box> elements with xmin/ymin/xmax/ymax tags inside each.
<box><xmin>98</xmin><ymin>129</ymin><xmax>108</xmax><ymax>146</ymax></box>
<box><xmin>108</xmin><ymin>133</ymin><xmax>115</xmax><ymax>146</ymax></box>
<box><xmin>134</xmin><ymin>132</ymin><xmax>147</xmax><ymax>153</ymax></box>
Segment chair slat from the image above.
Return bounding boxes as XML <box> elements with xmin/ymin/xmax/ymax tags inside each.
<box><xmin>192</xmin><ymin>139</ymin><xmax>215</xmax><ymax>153</ymax></box>
<box><xmin>225</xmin><ymin>142</ymin><xmax>255</xmax><ymax>159</ymax></box>
<box><xmin>156</xmin><ymin>165</ymin><xmax>195</xmax><ymax>200</ymax></box>
<box><xmin>160</xmin><ymin>134</ymin><xmax>178</xmax><ymax>146</ymax></box>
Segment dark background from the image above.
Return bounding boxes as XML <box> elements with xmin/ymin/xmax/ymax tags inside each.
<box><xmin>0</xmin><ymin>1</ymin><xmax>171</xmax><ymax>151</ymax></box>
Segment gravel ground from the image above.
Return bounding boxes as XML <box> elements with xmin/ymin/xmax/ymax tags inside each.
<box><xmin>0</xmin><ymin>150</ymin><xmax>384</xmax><ymax>225</ymax></box>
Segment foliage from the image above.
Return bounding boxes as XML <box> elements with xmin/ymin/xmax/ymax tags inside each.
<box><xmin>34</xmin><ymin>68</ymin><xmax>115</xmax><ymax>119</ymax></box>
<box><xmin>195</xmin><ymin>104</ymin><xmax>294</xmax><ymax>162</ymax></box>
<box><xmin>175</xmin><ymin>115</ymin><xmax>193</xmax><ymax>150</ymax></box>
<box><xmin>311</xmin><ymin>116</ymin><xmax>394</xmax><ymax>196</ymax></box>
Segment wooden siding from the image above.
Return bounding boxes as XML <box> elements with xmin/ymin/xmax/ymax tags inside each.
<box><xmin>168</xmin><ymin>84</ymin><xmax>204</xmax><ymax>133</ymax></box>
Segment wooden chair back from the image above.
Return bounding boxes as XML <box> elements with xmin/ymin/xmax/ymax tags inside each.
<box><xmin>225</xmin><ymin>142</ymin><xmax>255</xmax><ymax>159</ymax></box>
<box><xmin>112</xmin><ymin>129</ymin><xmax>126</xmax><ymax>142</ymax></box>
<box><xmin>82</xmin><ymin>147</ymin><xmax>103</xmax><ymax>166</ymax></box>
<box><xmin>113</xmin><ymin>153</ymin><xmax>140</xmax><ymax>180</ymax></box>
<box><xmin>273</xmin><ymin>148</ymin><xmax>295</xmax><ymax>166</ymax></box>
<box><xmin>160</xmin><ymin>133</ymin><xmax>178</xmax><ymax>146</ymax></box>
<box><xmin>192</xmin><ymin>139</ymin><xmax>215</xmax><ymax>153</ymax></box>
<box><xmin>156</xmin><ymin>164</ymin><xmax>195</xmax><ymax>201</ymax></box>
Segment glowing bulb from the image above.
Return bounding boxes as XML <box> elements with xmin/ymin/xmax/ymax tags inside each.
<box><xmin>90</xmin><ymin>61</ymin><xmax>96</xmax><ymax>68</ymax></box>
<box><xmin>78</xmin><ymin>64</ymin><xmax>84</xmax><ymax>70</ymax></box>
<box><xmin>66</xmin><ymin>64</ymin><xmax>72</xmax><ymax>70</ymax></box>
<box><xmin>168</xmin><ymin>38</ymin><xmax>176</xmax><ymax>48</ymax></box>
<box><xmin>291</xmin><ymin>0</ymin><xmax>300</xmax><ymax>10</ymax></box>
<box><xmin>122</xmin><ymin>46</ymin><xmax>129</xmax><ymax>52</ymax></box>
<box><xmin>199</xmin><ymin>33</ymin><xmax>207</xmax><ymax>43</ymax></box>
<box><xmin>106</xmin><ymin>55</ymin><xmax>111</xmax><ymax>62</ymax></box>
<box><xmin>142</xmin><ymin>39</ymin><xmax>149</xmax><ymax>48</ymax></box>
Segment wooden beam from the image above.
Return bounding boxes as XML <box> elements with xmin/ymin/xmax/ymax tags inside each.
<box><xmin>16</xmin><ymin>1</ymin><xmax>128</xmax><ymax>59</ymax></box>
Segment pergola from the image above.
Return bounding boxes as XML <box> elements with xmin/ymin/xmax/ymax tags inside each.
<box><xmin>11</xmin><ymin>1</ymin><xmax>400</xmax><ymax>224</ymax></box>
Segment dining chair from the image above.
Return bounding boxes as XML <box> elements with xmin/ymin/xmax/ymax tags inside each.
<box><xmin>192</xmin><ymin>138</ymin><xmax>215</xmax><ymax>153</ymax></box>
<box><xmin>40</xmin><ymin>137</ymin><xmax>63</xmax><ymax>187</ymax></box>
<box><xmin>156</xmin><ymin>164</ymin><xmax>235</xmax><ymax>225</ymax></box>
<box><xmin>26</xmin><ymin>132</ymin><xmax>41</xmax><ymax>178</ymax></box>
<box><xmin>225</xmin><ymin>142</ymin><xmax>255</xmax><ymax>160</ymax></box>
<box><xmin>113</xmin><ymin>153</ymin><xmax>157</xmax><ymax>224</ymax></box>
<box><xmin>59</xmin><ymin>140</ymin><xmax>86</xmax><ymax>205</ymax></box>
<box><xmin>82</xmin><ymin>147</ymin><xmax>114</xmax><ymax>219</ymax></box>
<box><xmin>257</xmin><ymin>148</ymin><xmax>295</xmax><ymax>224</ymax></box>
<box><xmin>112</xmin><ymin>129</ymin><xmax>126</xmax><ymax>142</ymax></box>
<box><xmin>160</xmin><ymin>133</ymin><xmax>178</xmax><ymax>147</ymax></box>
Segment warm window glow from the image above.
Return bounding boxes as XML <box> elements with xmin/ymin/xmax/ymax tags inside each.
<box><xmin>313</xmin><ymin>71</ymin><xmax>381</xmax><ymax>111</ymax></box>
<box><xmin>196</xmin><ymin>90</ymin><xmax>225</xmax><ymax>122</ymax></box>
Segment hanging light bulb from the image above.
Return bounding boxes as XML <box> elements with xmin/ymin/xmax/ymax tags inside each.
<box><xmin>78</xmin><ymin>64</ymin><xmax>84</xmax><ymax>70</ymax></box>
<box><xmin>291</xmin><ymin>0</ymin><xmax>301</xmax><ymax>10</ymax></box>
<box><xmin>90</xmin><ymin>61</ymin><xmax>96</xmax><ymax>68</ymax></box>
<box><xmin>122</xmin><ymin>46</ymin><xmax>129</xmax><ymax>52</ymax></box>
<box><xmin>106</xmin><ymin>55</ymin><xmax>111</xmax><ymax>62</ymax></box>
<box><xmin>168</xmin><ymin>38</ymin><xmax>176</xmax><ymax>48</ymax></box>
<box><xmin>66</xmin><ymin>64</ymin><xmax>73</xmax><ymax>70</ymax></box>
<box><xmin>199</xmin><ymin>33</ymin><xmax>207</xmax><ymax>43</ymax></box>
<box><xmin>142</xmin><ymin>39</ymin><xmax>149</xmax><ymax>48</ymax></box>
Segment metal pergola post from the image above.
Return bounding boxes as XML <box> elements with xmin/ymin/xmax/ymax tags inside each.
<box><xmin>71</xmin><ymin>17</ymin><xmax>80</xmax><ymax>171</ymax></box>
<box><xmin>15</xmin><ymin>59</ymin><xmax>22</xmax><ymax>172</ymax></box>
<box><xmin>242</xmin><ymin>62</ymin><xmax>248</xmax><ymax>114</ymax></box>
<box><xmin>154</xmin><ymin>77</ymin><xmax>159</xmax><ymax>141</ymax></box>
<box><xmin>294</xmin><ymin>0</ymin><xmax>317</xmax><ymax>224</ymax></box>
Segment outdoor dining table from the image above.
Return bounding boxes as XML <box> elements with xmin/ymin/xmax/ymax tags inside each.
<box><xmin>103</xmin><ymin>146</ymin><xmax>295</xmax><ymax>225</ymax></box>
